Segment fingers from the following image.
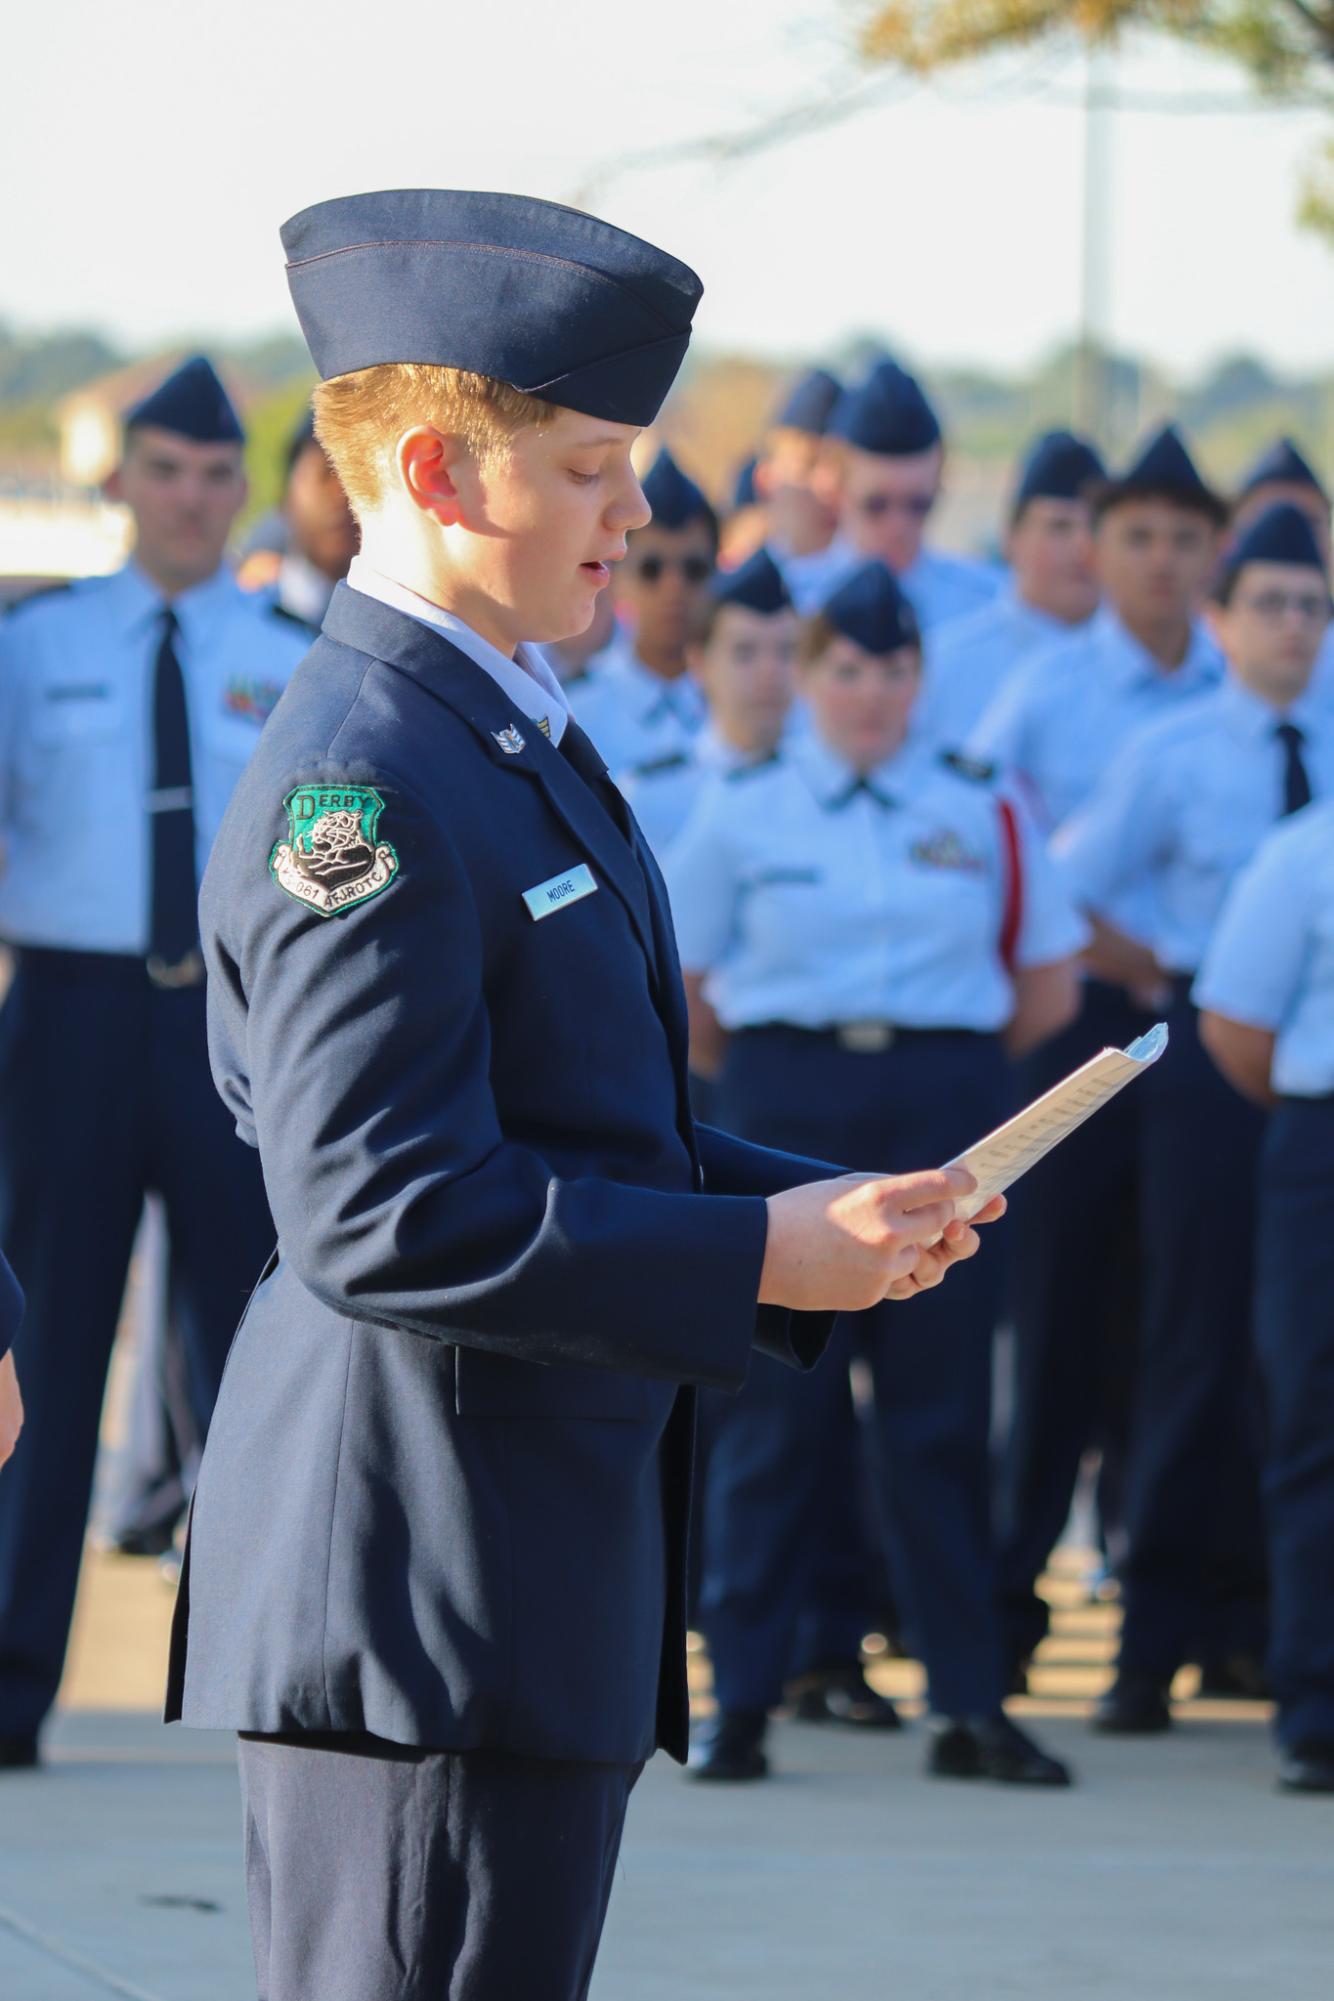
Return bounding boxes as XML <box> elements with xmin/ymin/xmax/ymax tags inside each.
<box><xmin>876</xmin><ymin>1166</ymin><xmax>977</xmax><ymax>1214</ymax></box>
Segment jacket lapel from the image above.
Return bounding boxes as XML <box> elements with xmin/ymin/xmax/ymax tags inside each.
<box><xmin>321</xmin><ymin>585</ymin><xmax>663</xmax><ymax>989</ymax></box>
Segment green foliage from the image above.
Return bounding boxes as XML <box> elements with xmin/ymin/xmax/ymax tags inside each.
<box><xmin>241</xmin><ymin>378</ymin><xmax>318</xmax><ymax>529</ymax></box>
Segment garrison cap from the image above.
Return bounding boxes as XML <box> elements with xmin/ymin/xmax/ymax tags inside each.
<box><xmin>819</xmin><ymin>559</ymin><xmax>920</xmax><ymax>655</ymax></box>
<box><xmin>1098</xmin><ymin>423</ymin><xmax>1226</xmax><ymax>523</ymax></box>
<box><xmin>125</xmin><ymin>355</ymin><xmax>244</xmax><ymax>444</ymax></box>
<box><xmin>1219</xmin><ymin>501</ymin><xmax>1328</xmax><ymax>588</ymax></box>
<box><xmin>281</xmin><ymin>189</ymin><xmax>703</xmax><ymax>428</ymax></box>
<box><xmin>284</xmin><ymin>406</ymin><xmax>319</xmax><ymax>475</ymax></box>
<box><xmin>1238</xmin><ymin>437</ymin><xmax>1328</xmax><ymax>504</ymax></box>
<box><xmin>773</xmin><ymin>367</ymin><xmax>843</xmax><ymax>438</ymax></box>
<box><xmin>829</xmin><ymin>360</ymin><xmax>941</xmax><ymax>458</ymax></box>
<box><xmin>1014</xmin><ymin>429</ymin><xmax>1106</xmax><ymax>509</ymax></box>
<box><xmin>710</xmin><ymin>548</ymin><xmax>792</xmax><ymax>617</ymax></box>
<box><xmin>641</xmin><ymin>448</ymin><xmax>715</xmax><ymax>531</ymax></box>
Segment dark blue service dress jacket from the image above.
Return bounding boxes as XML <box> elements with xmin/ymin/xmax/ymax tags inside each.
<box><xmin>165</xmin><ymin>583</ymin><xmax>836</xmax><ymax>1764</ymax></box>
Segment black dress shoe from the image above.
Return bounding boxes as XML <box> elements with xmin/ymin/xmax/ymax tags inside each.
<box><xmin>788</xmin><ymin>1665</ymin><xmax>902</xmax><ymax>1730</ymax></box>
<box><xmin>687</xmin><ymin>1710</ymin><xmax>768</xmax><ymax>1782</ymax></box>
<box><xmin>0</xmin><ymin>1736</ymin><xmax>39</xmax><ymax>1771</ymax></box>
<box><xmin>926</xmin><ymin>1713</ymin><xmax>1073</xmax><ymax>1787</ymax></box>
<box><xmin>1196</xmin><ymin>1654</ymin><xmax>1270</xmax><ymax>1701</ymax></box>
<box><xmin>1092</xmin><ymin>1674</ymin><xmax>1173</xmax><ymax>1735</ymax></box>
<box><xmin>1278</xmin><ymin>1739</ymin><xmax>1334</xmax><ymax>1794</ymax></box>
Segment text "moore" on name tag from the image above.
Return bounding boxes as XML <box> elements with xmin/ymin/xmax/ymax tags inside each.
<box><xmin>522</xmin><ymin>863</ymin><xmax>599</xmax><ymax>921</ymax></box>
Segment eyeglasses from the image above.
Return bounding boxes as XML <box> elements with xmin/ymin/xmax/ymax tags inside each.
<box><xmin>1237</xmin><ymin>590</ymin><xmax>1331</xmax><ymax>624</ymax></box>
<box><xmin>853</xmin><ymin>493</ymin><xmax>935</xmax><ymax>521</ymax></box>
<box><xmin>630</xmin><ymin>554</ymin><xmax>715</xmax><ymax>585</ymax></box>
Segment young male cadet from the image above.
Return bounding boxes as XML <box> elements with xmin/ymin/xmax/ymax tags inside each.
<box><xmin>755</xmin><ymin>366</ymin><xmax>845</xmax><ymax>612</ymax></box>
<box><xmin>567</xmin><ymin>445</ymin><xmax>715</xmax><ymax>769</ymax></box>
<box><xmin>163</xmin><ymin>189</ymin><xmax>1002</xmax><ymax>2001</ymax></box>
<box><xmin>916</xmin><ymin>430</ymin><xmax>1105</xmax><ymax>747</ymax></box>
<box><xmin>1196</xmin><ymin>796</ymin><xmax>1334</xmax><ymax>1794</ymax></box>
<box><xmin>0</xmin><ymin>357</ymin><xmax>305</xmax><ymax>1772</ymax></box>
<box><xmin>1054</xmin><ymin>501</ymin><xmax>1334</xmax><ymax>1731</ymax></box>
<box><xmin>272</xmin><ymin>409</ymin><xmax>360</xmax><ymax>626</ymax></box>
<box><xmin>618</xmin><ymin>546</ymin><xmax>798</xmax><ymax>857</ymax></box>
<box><xmin>970</xmin><ymin>424</ymin><xmax>1228</xmax><ymax>1688</ymax></box>
<box><xmin>1228</xmin><ymin>437</ymin><xmax>1333</xmax><ymax>708</ymax></box>
<box><xmin>823</xmin><ymin>358</ymin><xmax>1004</xmax><ymax>633</ymax></box>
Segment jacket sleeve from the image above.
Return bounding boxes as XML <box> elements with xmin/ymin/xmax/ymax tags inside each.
<box><xmin>694</xmin><ymin>1124</ymin><xmax>844</xmax><ymax>1370</ymax></box>
<box><xmin>212</xmin><ymin>762</ymin><xmax>781</xmax><ymax>1394</ymax></box>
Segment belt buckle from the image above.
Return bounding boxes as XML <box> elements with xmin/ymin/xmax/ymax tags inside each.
<box><xmin>837</xmin><ymin>1020</ymin><xmax>895</xmax><ymax>1054</ymax></box>
<box><xmin>146</xmin><ymin>949</ymin><xmax>204</xmax><ymax>991</ymax></box>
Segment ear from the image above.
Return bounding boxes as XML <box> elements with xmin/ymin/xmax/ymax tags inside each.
<box><xmin>396</xmin><ymin>426</ymin><xmax>469</xmax><ymax>527</ymax></box>
<box><xmin>752</xmin><ymin>456</ymin><xmax>776</xmax><ymax>501</ymax></box>
<box><xmin>103</xmin><ymin>464</ymin><xmax>125</xmax><ymax>503</ymax></box>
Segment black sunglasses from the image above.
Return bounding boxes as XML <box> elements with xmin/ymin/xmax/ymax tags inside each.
<box><xmin>632</xmin><ymin>554</ymin><xmax>715</xmax><ymax>585</ymax></box>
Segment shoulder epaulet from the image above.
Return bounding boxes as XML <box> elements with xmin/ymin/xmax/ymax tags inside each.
<box><xmin>267</xmin><ymin>600</ymin><xmax>319</xmax><ymax>636</ymax></box>
<box><xmin>2</xmin><ymin>579</ymin><xmax>76</xmax><ymax>623</ymax></box>
<box><xmin>562</xmin><ymin>668</ymin><xmax>592</xmax><ymax>691</ymax></box>
<box><xmin>726</xmin><ymin>751</ymin><xmax>784</xmax><ymax>783</ymax></box>
<box><xmin>940</xmin><ymin>749</ymin><xmax>996</xmax><ymax>785</ymax></box>
<box><xmin>632</xmin><ymin>750</ymin><xmax>690</xmax><ymax>779</ymax></box>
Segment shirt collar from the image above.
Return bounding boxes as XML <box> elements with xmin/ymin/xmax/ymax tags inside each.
<box><xmin>1219</xmin><ymin>670</ymin><xmax>1327</xmax><ymax>742</ymax></box>
<box><xmin>793</xmin><ymin>730</ymin><xmax>921</xmax><ymax>809</ymax></box>
<box><xmin>596</xmin><ymin>629</ymin><xmax>705</xmax><ymax>729</ymax></box>
<box><xmin>108</xmin><ymin>559</ymin><xmax>240</xmax><ymax>646</ymax></box>
<box><xmin>347</xmin><ymin>556</ymin><xmax>569</xmax><ymax>745</ymax></box>
<box><xmin>1096</xmin><ymin>606</ymin><xmax>1223</xmax><ymax>695</ymax></box>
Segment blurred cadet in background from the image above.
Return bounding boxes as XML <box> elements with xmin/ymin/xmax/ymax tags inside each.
<box><xmin>238</xmin><ymin>408</ymin><xmax>359</xmax><ymax>627</ymax></box>
<box><xmin>1227</xmin><ymin>438</ymin><xmax>1332</xmax><ymax>708</ymax></box>
<box><xmin>1197</xmin><ymin>794</ymin><xmax>1334</xmax><ymax>1795</ymax></box>
<box><xmin>1055</xmin><ymin>502</ymin><xmax>1333</xmax><ymax>1734</ymax></box>
<box><xmin>668</xmin><ymin>559</ymin><xmax>1085</xmax><ymax>1789</ymax></box>
<box><xmin>824</xmin><ymin>359</ymin><xmax>1003</xmax><ymax>633</ymax></box>
<box><xmin>718</xmin><ymin>453</ymin><xmax>768</xmax><ymax>569</ymax></box>
<box><xmin>0</xmin><ymin>357</ymin><xmax>305</xmax><ymax>1772</ymax></box>
<box><xmin>618</xmin><ymin>547</ymin><xmax>798</xmax><ymax>861</ymax></box>
<box><xmin>917</xmin><ymin>430</ymin><xmax>1105</xmax><ymax>748</ymax></box>
<box><xmin>569</xmin><ymin>446</ymin><xmax>716</xmax><ymax>768</ymax></box>
<box><xmin>974</xmin><ymin>424</ymin><xmax>1227</xmax><ymax>1688</ymax></box>
<box><xmin>753</xmin><ymin>367</ymin><xmax>844</xmax><ymax>612</ymax></box>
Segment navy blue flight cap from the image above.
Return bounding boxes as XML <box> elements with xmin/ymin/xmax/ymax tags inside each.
<box><xmin>710</xmin><ymin>548</ymin><xmax>792</xmax><ymax>617</ymax></box>
<box><xmin>124</xmin><ymin>355</ymin><xmax>244</xmax><ymax>445</ymax></box>
<box><xmin>1238</xmin><ymin>437</ymin><xmax>1328</xmax><ymax>504</ymax></box>
<box><xmin>1014</xmin><ymin>430</ymin><xmax>1106</xmax><ymax>510</ymax></box>
<box><xmin>1220</xmin><ymin>501</ymin><xmax>1328</xmax><ymax>588</ymax></box>
<box><xmin>1099</xmin><ymin>423</ymin><xmax>1226</xmax><ymax>522</ymax></box>
<box><xmin>829</xmin><ymin>361</ymin><xmax>941</xmax><ymax>458</ymax></box>
<box><xmin>641</xmin><ymin>448</ymin><xmax>715</xmax><ymax>532</ymax></box>
<box><xmin>281</xmin><ymin>189</ymin><xmax>702</xmax><ymax>429</ymax></box>
<box><xmin>819</xmin><ymin>559</ymin><xmax>920</xmax><ymax>654</ymax></box>
<box><xmin>773</xmin><ymin>367</ymin><xmax>843</xmax><ymax>438</ymax></box>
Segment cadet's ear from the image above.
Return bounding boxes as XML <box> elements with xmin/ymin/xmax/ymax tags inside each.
<box><xmin>396</xmin><ymin>427</ymin><xmax>468</xmax><ymax>527</ymax></box>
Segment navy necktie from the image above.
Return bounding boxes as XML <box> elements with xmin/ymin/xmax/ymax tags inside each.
<box><xmin>148</xmin><ymin>607</ymin><xmax>199</xmax><ymax>974</ymax></box>
<box><xmin>559</xmin><ymin>718</ymin><xmax>637</xmax><ymax>845</ymax></box>
<box><xmin>1275</xmin><ymin>721</ymin><xmax>1312</xmax><ymax>819</ymax></box>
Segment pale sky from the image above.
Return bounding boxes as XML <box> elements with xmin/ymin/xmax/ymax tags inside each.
<box><xmin>2</xmin><ymin>0</ymin><xmax>1331</xmax><ymax>381</ymax></box>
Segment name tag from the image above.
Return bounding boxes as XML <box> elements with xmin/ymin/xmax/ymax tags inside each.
<box><xmin>522</xmin><ymin>863</ymin><xmax>598</xmax><ymax>921</ymax></box>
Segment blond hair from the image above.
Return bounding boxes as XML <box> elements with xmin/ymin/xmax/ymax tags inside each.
<box><xmin>312</xmin><ymin>363</ymin><xmax>559</xmax><ymax>518</ymax></box>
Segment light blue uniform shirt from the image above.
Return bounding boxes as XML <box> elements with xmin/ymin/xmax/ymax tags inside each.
<box><xmin>0</xmin><ymin>563</ymin><xmax>309</xmax><ymax>954</ymax></box>
<box><xmin>616</xmin><ymin>724</ymin><xmax>754</xmax><ymax>859</ymax></box>
<box><xmin>812</xmin><ymin>539</ymin><xmax>1005</xmax><ymax>634</ymax></box>
<box><xmin>1194</xmin><ymin>800</ymin><xmax>1334</xmax><ymax>1097</ymax></box>
<box><xmin>967</xmin><ymin>607</ymin><xmax>1223</xmax><ymax>939</ymax></box>
<box><xmin>1313</xmin><ymin>625</ymin><xmax>1334</xmax><ymax>709</ymax></box>
<box><xmin>568</xmin><ymin>629</ymin><xmax>706</xmax><ymax>772</ymax></box>
<box><xmin>664</xmin><ymin>733</ymin><xmax>1087</xmax><ymax>1033</ymax></box>
<box><xmin>917</xmin><ymin>586</ymin><xmax>1096</xmax><ymax>749</ymax></box>
<box><xmin>1054</xmin><ymin>678</ymin><xmax>1334</xmax><ymax>975</ymax></box>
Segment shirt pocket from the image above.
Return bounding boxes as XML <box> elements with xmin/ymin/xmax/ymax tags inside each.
<box><xmin>28</xmin><ymin>682</ymin><xmax>128</xmax><ymax>746</ymax></box>
<box><xmin>454</xmin><ymin>1344</ymin><xmax>659</xmax><ymax>1421</ymax></box>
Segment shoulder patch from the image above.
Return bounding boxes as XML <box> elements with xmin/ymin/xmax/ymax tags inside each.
<box><xmin>726</xmin><ymin>751</ymin><xmax>784</xmax><ymax>783</ymax></box>
<box><xmin>940</xmin><ymin>749</ymin><xmax>996</xmax><ymax>785</ymax></box>
<box><xmin>632</xmin><ymin>750</ymin><xmax>690</xmax><ymax>779</ymax></box>
<box><xmin>267</xmin><ymin>600</ymin><xmax>319</xmax><ymax>636</ymax></box>
<box><xmin>269</xmin><ymin>783</ymin><xmax>399</xmax><ymax>917</ymax></box>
